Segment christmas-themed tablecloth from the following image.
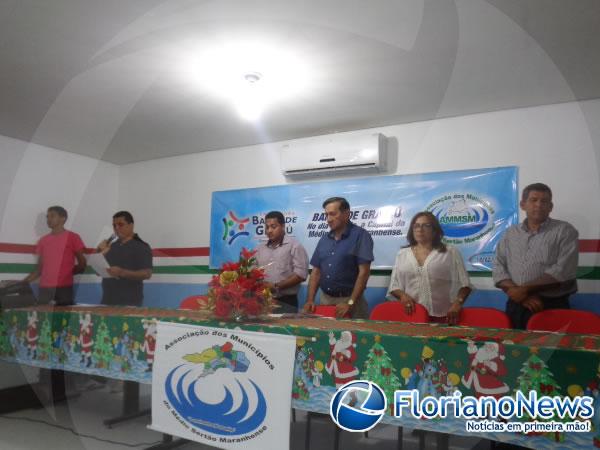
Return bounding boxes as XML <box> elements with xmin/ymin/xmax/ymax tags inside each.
<box><xmin>1</xmin><ymin>305</ymin><xmax>599</xmax><ymax>449</ymax></box>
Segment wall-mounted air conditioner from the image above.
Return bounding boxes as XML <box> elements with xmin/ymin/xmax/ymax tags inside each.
<box><xmin>281</xmin><ymin>133</ymin><xmax>387</xmax><ymax>177</ymax></box>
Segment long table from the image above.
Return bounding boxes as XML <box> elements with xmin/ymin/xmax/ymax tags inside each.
<box><xmin>1</xmin><ymin>305</ymin><xmax>599</xmax><ymax>449</ymax></box>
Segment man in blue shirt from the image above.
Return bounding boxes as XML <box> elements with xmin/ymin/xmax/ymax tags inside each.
<box><xmin>303</xmin><ymin>197</ymin><xmax>374</xmax><ymax>318</ymax></box>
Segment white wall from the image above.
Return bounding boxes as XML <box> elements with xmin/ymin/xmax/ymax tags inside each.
<box><xmin>0</xmin><ymin>135</ymin><xmax>119</xmax><ymax>247</ymax></box>
<box><xmin>119</xmin><ymin>99</ymin><xmax>600</xmax><ymax>247</ymax></box>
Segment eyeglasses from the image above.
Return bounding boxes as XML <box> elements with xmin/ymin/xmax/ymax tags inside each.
<box><xmin>412</xmin><ymin>223</ymin><xmax>433</xmax><ymax>230</ymax></box>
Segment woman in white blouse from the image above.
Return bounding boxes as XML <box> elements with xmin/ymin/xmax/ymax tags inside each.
<box><xmin>387</xmin><ymin>212</ymin><xmax>472</xmax><ymax>324</ymax></box>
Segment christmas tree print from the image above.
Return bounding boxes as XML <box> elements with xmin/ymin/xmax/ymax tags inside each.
<box><xmin>37</xmin><ymin>319</ymin><xmax>53</xmax><ymax>361</ymax></box>
<box><xmin>0</xmin><ymin>318</ymin><xmax>13</xmax><ymax>356</ymax></box>
<box><xmin>52</xmin><ymin>320</ymin><xmax>69</xmax><ymax>364</ymax></box>
<box><xmin>93</xmin><ymin>321</ymin><xmax>113</xmax><ymax>369</ymax></box>
<box><xmin>361</xmin><ymin>336</ymin><xmax>400</xmax><ymax>413</ymax></box>
<box><xmin>292</xmin><ymin>346</ymin><xmax>311</xmax><ymax>400</ymax></box>
<box><xmin>514</xmin><ymin>353</ymin><xmax>565</xmax><ymax>442</ymax></box>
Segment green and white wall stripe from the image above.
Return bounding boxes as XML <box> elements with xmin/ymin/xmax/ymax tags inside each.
<box><xmin>1</xmin><ymin>242</ymin><xmax>599</xmax><ymax>314</ymax></box>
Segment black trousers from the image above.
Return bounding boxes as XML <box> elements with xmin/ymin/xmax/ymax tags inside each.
<box><xmin>506</xmin><ymin>294</ymin><xmax>570</xmax><ymax>330</ymax></box>
<box><xmin>276</xmin><ymin>294</ymin><xmax>298</xmax><ymax>313</ymax></box>
<box><xmin>37</xmin><ymin>286</ymin><xmax>74</xmax><ymax>306</ymax></box>
<box><xmin>36</xmin><ymin>286</ymin><xmax>73</xmax><ymax>402</ymax></box>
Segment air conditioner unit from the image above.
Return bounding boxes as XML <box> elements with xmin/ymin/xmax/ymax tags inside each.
<box><xmin>281</xmin><ymin>133</ymin><xmax>387</xmax><ymax>177</ymax></box>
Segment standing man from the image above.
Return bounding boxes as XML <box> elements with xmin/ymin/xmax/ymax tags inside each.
<box><xmin>23</xmin><ymin>205</ymin><xmax>86</xmax><ymax>403</ymax></box>
<box><xmin>493</xmin><ymin>183</ymin><xmax>579</xmax><ymax>329</ymax></box>
<box><xmin>255</xmin><ymin>211</ymin><xmax>309</xmax><ymax>313</ymax></box>
<box><xmin>24</xmin><ymin>206</ymin><xmax>87</xmax><ymax>305</ymax></box>
<box><xmin>303</xmin><ymin>197</ymin><xmax>374</xmax><ymax>318</ymax></box>
<box><xmin>95</xmin><ymin>211</ymin><xmax>152</xmax><ymax>395</ymax></box>
<box><xmin>98</xmin><ymin>211</ymin><xmax>152</xmax><ymax>306</ymax></box>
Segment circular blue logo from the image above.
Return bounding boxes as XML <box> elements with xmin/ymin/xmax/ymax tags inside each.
<box><xmin>165</xmin><ymin>364</ymin><xmax>266</xmax><ymax>436</ymax></box>
<box><xmin>427</xmin><ymin>194</ymin><xmax>493</xmax><ymax>239</ymax></box>
<box><xmin>329</xmin><ymin>380</ymin><xmax>387</xmax><ymax>432</ymax></box>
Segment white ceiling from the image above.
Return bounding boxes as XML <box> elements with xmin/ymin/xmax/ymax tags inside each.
<box><xmin>1</xmin><ymin>0</ymin><xmax>599</xmax><ymax>164</ymax></box>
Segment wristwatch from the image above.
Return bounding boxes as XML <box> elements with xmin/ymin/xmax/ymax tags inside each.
<box><xmin>347</xmin><ymin>298</ymin><xmax>355</xmax><ymax>307</ymax></box>
<box><xmin>455</xmin><ymin>297</ymin><xmax>466</xmax><ymax>305</ymax></box>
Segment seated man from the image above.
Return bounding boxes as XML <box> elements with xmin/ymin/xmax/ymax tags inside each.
<box><xmin>493</xmin><ymin>183</ymin><xmax>579</xmax><ymax>329</ymax></box>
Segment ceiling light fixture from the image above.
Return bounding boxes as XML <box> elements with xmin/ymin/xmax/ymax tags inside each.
<box><xmin>189</xmin><ymin>39</ymin><xmax>312</xmax><ymax>121</ymax></box>
<box><xmin>244</xmin><ymin>72</ymin><xmax>262</xmax><ymax>83</ymax></box>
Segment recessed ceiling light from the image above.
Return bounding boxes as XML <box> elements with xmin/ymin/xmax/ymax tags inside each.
<box><xmin>186</xmin><ymin>39</ymin><xmax>312</xmax><ymax>121</ymax></box>
<box><xmin>244</xmin><ymin>72</ymin><xmax>262</xmax><ymax>83</ymax></box>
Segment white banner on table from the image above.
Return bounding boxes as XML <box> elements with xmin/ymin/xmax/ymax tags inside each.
<box><xmin>150</xmin><ymin>322</ymin><xmax>296</xmax><ymax>450</ymax></box>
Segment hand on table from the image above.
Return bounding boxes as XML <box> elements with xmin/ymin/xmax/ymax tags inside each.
<box><xmin>303</xmin><ymin>301</ymin><xmax>316</xmax><ymax>314</ymax></box>
<box><xmin>335</xmin><ymin>302</ymin><xmax>351</xmax><ymax>318</ymax></box>
<box><xmin>447</xmin><ymin>301</ymin><xmax>462</xmax><ymax>325</ymax></box>
<box><xmin>399</xmin><ymin>294</ymin><xmax>417</xmax><ymax>315</ymax></box>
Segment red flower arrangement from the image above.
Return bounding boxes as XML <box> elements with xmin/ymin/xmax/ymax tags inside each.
<box><xmin>204</xmin><ymin>248</ymin><xmax>277</xmax><ymax>321</ymax></box>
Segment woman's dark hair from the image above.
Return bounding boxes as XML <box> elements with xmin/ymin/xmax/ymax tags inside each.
<box><xmin>405</xmin><ymin>211</ymin><xmax>446</xmax><ymax>252</ymax></box>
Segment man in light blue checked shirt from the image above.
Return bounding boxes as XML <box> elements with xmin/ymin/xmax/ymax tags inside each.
<box><xmin>493</xmin><ymin>183</ymin><xmax>579</xmax><ymax>329</ymax></box>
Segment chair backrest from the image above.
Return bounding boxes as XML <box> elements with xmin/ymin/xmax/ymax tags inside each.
<box><xmin>179</xmin><ymin>295</ymin><xmax>208</xmax><ymax>310</ymax></box>
<box><xmin>314</xmin><ymin>305</ymin><xmax>350</xmax><ymax>318</ymax></box>
<box><xmin>369</xmin><ymin>301</ymin><xmax>429</xmax><ymax>323</ymax></box>
<box><xmin>527</xmin><ymin>309</ymin><xmax>600</xmax><ymax>335</ymax></box>
<box><xmin>314</xmin><ymin>305</ymin><xmax>337</xmax><ymax>318</ymax></box>
<box><xmin>458</xmin><ymin>307</ymin><xmax>512</xmax><ymax>329</ymax></box>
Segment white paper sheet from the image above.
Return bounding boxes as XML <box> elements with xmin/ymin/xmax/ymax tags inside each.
<box><xmin>87</xmin><ymin>253</ymin><xmax>113</xmax><ymax>278</ymax></box>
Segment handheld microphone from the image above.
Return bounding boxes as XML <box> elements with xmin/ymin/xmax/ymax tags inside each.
<box><xmin>106</xmin><ymin>234</ymin><xmax>118</xmax><ymax>245</ymax></box>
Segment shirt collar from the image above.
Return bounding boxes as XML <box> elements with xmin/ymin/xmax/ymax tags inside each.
<box><xmin>328</xmin><ymin>221</ymin><xmax>353</xmax><ymax>239</ymax></box>
<box><xmin>267</xmin><ymin>234</ymin><xmax>288</xmax><ymax>248</ymax></box>
<box><xmin>521</xmin><ymin>217</ymin><xmax>552</xmax><ymax>233</ymax></box>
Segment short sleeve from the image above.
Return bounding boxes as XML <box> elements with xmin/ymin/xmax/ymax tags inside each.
<box><xmin>71</xmin><ymin>233</ymin><xmax>85</xmax><ymax>252</ymax></box>
<box><xmin>356</xmin><ymin>229</ymin><xmax>374</xmax><ymax>265</ymax></box>
<box><xmin>291</xmin><ymin>242</ymin><xmax>309</xmax><ymax>280</ymax></box>
<box><xmin>35</xmin><ymin>238</ymin><xmax>43</xmax><ymax>256</ymax></box>
<box><xmin>136</xmin><ymin>243</ymin><xmax>153</xmax><ymax>270</ymax></box>
<box><xmin>544</xmin><ymin>223</ymin><xmax>579</xmax><ymax>281</ymax></box>
<box><xmin>492</xmin><ymin>233</ymin><xmax>511</xmax><ymax>285</ymax></box>
<box><xmin>387</xmin><ymin>250</ymin><xmax>406</xmax><ymax>296</ymax></box>
<box><xmin>310</xmin><ymin>238</ymin><xmax>324</xmax><ymax>268</ymax></box>
<box><xmin>450</xmin><ymin>246</ymin><xmax>471</xmax><ymax>288</ymax></box>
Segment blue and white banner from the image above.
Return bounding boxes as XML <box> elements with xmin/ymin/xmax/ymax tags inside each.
<box><xmin>150</xmin><ymin>322</ymin><xmax>296</xmax><ymax>450</ymax></box>
<box><xmin>210</xmin><ymin>166</ymin><xmax>518</xmax><ymax>270</ymax></box>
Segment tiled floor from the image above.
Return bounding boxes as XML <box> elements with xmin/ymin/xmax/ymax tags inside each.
<box><xmin>0</xmin><ymin>376</ymin><xmax>489</xmax><ymax>450</ymax></box>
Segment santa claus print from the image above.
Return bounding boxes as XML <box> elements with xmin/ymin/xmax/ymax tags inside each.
<box><xmin>141</xmin><ymin>319</ymin><xmax>157</xmax><ymax>372</ymax></box>
<box><xmin>326</xmin><ymin>331</ymin><xmax>359</xmax><ymax>388</ymax></box>
<box><xmin>26</xmin><ymin>311</ymin><xmax>39</xmax><ymax>359</ymax></box>
<box><xmin>461</xmin><ymin>340</ymin><xmax>509</xmax><ymax>399</ymax></box>
<box><xmin>78</xmin><ymin>313</ymin><xmax>94</xmax><ymax>367</ymax></box>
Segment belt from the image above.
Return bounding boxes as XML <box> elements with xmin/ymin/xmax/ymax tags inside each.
<box><xmin>325</xmin><ymin>290</ymin><xmax>353</xmax><ymax>298</ymax></box>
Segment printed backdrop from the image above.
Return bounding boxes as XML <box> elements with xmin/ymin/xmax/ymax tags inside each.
<box><xmin>210</xmin><ymin>166</ymin><xmax>518</xmax><ymax>269</ymax></box>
